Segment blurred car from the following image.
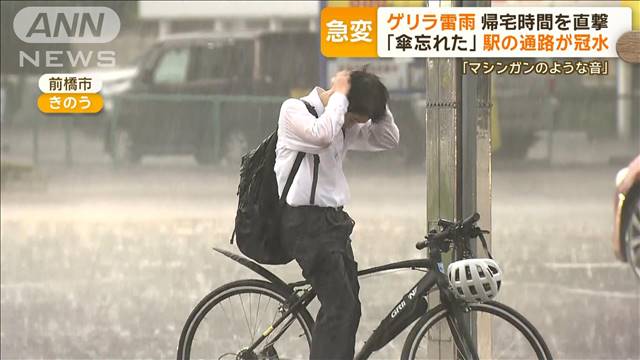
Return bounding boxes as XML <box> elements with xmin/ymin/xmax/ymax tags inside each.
<box><xmin>91</xmin><ymin>67</ymin><xmax>138</xmax><ymax>111</ymax></box>
<box><xmin>613</xmin><ymin>154</ymin><xmax>640</xmax><ymax>279</ymax></box>
<box><xmin>103</xmin><ymin>31</ymin><xmax>428</xmax><ymax>166</ymax></box>
<box><xmin>104</xmin><ymin>31</ymin><xmax>318</xmax><ymax>165</ymax></box>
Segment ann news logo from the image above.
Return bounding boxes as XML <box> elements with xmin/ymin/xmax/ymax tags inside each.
<box><xmin>13</xmin><ymin>6</ymin><xmax>120</xmax><ymax>68</ymax></box>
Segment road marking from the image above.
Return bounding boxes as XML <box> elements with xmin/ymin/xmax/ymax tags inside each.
<box><xmin>544</xmin><ymin>262</ymin><xmax>627</xmax><ymax>269</ymax></box>
<box><xmin>503</xmin><ymin>281</ymin><xmax>639</xmax><ymax>300</ymax></box>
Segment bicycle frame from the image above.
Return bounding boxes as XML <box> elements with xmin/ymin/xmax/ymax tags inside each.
<box><xmin>212</xmin><ymin>213</ymin><xmax>492</xmax><ymax>359</ymax></box>
<box><xmin>237</xmin><ymin>255</ymin><xmax>479</xmax><ymax>360</ymax></box>
<box><xmin>353</xmin><ymin>264</ymin><xmax>445</xmax><ymax>359</ymax></box>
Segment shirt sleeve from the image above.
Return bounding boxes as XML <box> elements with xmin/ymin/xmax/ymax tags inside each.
<box><xmin>278</xmin><ymin>93</ymin><xmax>348</xmax><ymax>154</ymax></box>
<box><xmin>345</xmin><ymin>107</ymin><xmax>400</xmax><ymax>152</ymax></box>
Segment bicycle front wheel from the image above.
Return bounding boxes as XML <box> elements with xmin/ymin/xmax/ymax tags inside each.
<box><xmin>177</xmin><ymin>279</ymin><xmax>314</xmax><ymax>360</ymax></box>
<box><xmin>402</xmin><ymin>301</ymin><xmax>552</xmax><ymax>360</ymax></box>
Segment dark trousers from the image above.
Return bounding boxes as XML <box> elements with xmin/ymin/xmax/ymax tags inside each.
<box><xmin>281</xmin><ymin>205</ymin><xmax>361</xmax><ymax>360</ymax></box>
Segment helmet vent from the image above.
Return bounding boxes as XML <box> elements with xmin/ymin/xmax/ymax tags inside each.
<box><xmin>476</xmin><ymin>265</ymin><xmax>486</xmax><ymax>278</ymax></box>
<box><xmin>469</xmin><ymin>285</ymin><xmax>477</xmax><ymax>295</ymax></box>
<box><xmin>483</xmin><ymin>283</ymin><xmax>491</xmax><ymax>292</ymax></box>
<box><xmin>465</xmin><ymin>265</ymin><xmax>472</xmax><ymax>280</ymax></box>
<box><xmin>454</xmin><ymin>268</ymin><xmax>460</xmax><ymax>282</ymax></box>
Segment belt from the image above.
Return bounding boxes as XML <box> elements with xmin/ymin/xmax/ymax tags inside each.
<box><xmin>284</xmin><ymin>204</ymin><xmax>344</xmax><ymax>211</ymax></box>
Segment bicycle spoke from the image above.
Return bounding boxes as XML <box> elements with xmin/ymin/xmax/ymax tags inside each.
<box><xmin>238</xmin><ymin>293</ymin><xmax>255</xmax><ymax>342</ymax></box>
<box><xmin>270</xmin><ymin>303</ymin><xmax>281</xmax><ymax>324</ymax></box>
<box><xmin>262</xmin><ymin>297</ymin><xmax>274</xmax><ymax>343</ymax></box>
<box><xmin>248</xmin><ymin>290</ymin><xmax>253</xmax><ymax>336</ymax></box>
<box><xmin>181</xmin><ymin>283</ymin><xmax>312</xmax><ymax>360</ymax></box>
<box><xmin>219</xmin><ymin>299</ymin><xmax>231</xmax><ymax>324</ymax></box>
<box><xmin>253</xmin><ymin>294</ymin><xmax>262</xmax><ymax>334</ymax></box>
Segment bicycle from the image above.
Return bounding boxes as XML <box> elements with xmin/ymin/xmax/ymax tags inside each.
<box><xmin>177</xmin><ymin>213</ymin><xmax>553</xmax><ymax>360</ymax></box>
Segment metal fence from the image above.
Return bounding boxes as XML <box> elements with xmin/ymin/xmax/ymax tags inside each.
<box><xmin>1</xmin><ymin>76</ymin><xmax>636</xmax><ymax>170</ymax></box>
<box><xmin>108</xmin><ymin>93</ymin><xmax>286</xmax><ymax>166</ymax></box>
<box><xmin>1</xmin><ymin>91</ymin><xmax>428</xmax><ymax>168</ymax></box>
<box><xmin>492</xmin><ymin>73</ymin><xmax>639</xmax><ymax>162</ymax></box>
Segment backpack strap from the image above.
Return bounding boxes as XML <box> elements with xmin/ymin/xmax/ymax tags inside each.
<box><xmin>299</xmin><ymin>99</ymin><xmax>321</xmax><ymax>205</ymax></box>
<box><xmin>310</xmin><ymin>154</ymin><xmax>320</xmax><ymax>205</ymax></box>
<box><xmin>280</xmin><ymin>152</ymin><xmax>306</xmax><ymax>205</ymax></box>
<box><xmin>300</xmin><ymin>99</ymin><xmax>318</xmax><ymax>118</ymax></box>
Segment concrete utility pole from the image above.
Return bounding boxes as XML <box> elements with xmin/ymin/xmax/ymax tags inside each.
<box><xmin>425</xmin><ymin>0</ymin><xmax>492</xmax><ymax>358</ymax></box>
<box><xmin>617</xmin><ymin>60</ymin><xmax>633</xmax><ymax>142</ymax></box>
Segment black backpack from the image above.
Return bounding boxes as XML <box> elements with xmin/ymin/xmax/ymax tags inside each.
<box><xmin>230</xmin><ymin>100</ymin><xmax>319</xmax><ymax>264</ymax></box>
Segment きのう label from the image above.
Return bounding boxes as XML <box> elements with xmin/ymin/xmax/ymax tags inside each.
<box><xmin>37</xmin><ymin>93</ymin><xmax>103</xmax><ymax>114</ymax></box>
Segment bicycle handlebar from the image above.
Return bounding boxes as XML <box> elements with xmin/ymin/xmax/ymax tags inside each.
<box><xmin>416</xmin><ymin>229</ymin><xmax>448</xmax><ymax>250</ymax></box>
<box><xmin>415</xmin><ymin>212</ymin><xmax>482</xmax><ymax>250</ymax></box>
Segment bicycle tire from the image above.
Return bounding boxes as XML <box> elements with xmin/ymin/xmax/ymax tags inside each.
<box><xmin>401</xmin><ymin>301</ymin><xmax>553</xmax><ymax>360</ymax></box>
<box><xmin>177</xmin><ymin>279</ymin><xmax>314</xmax><ymax>360</ymax></box>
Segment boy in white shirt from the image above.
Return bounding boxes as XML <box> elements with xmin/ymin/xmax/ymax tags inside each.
<box><xmin>276</xmin><ymin>70</ymin><xmax>399</xmax><ymax>359</ymax></box>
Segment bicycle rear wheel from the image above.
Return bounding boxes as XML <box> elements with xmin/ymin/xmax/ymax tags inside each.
<box><xmin>402</xmin><ymin>301</ymin><xmax>552</xmax><ymax>360</ymax></box>
<box><xmin>177</xmin><ymin>279</ymin><xmax>314</xmax><ymax>360</ymax></box>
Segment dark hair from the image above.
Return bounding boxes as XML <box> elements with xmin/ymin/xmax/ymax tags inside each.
<box><xmin>347</xmin><ymin>70</ymin><xmax>389</xmax><ymax>122</ymax></box>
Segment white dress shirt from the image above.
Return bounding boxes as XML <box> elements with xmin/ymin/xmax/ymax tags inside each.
<box><xmin>275</xmin><ymin>87</ymin><xmax>400</xmax><ymax>207</ymax></box>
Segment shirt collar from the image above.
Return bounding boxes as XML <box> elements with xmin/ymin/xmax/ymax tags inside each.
<box><xmin>300</xmin><ymin>86</ymin><xmax>325</xmax><ymax>116</ymax></box>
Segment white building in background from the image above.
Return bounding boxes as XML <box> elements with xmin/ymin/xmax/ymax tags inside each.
<box><xmin>138</xmin><ymin>1</ymin><xmax>320</xmax><ymax>37</ymax></box>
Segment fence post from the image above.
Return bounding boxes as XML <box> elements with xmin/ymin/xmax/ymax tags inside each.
<box><xmin>213</xmin><ymin>99</ymin><xmax>222</xmax><ymax>160</ymax></box>
<box><xmin>110</xmin><ymin>96</ymin><xmax>120</xmax><ymax>167</ymax></box>
<box><xmin>257</xmin><ymin>102</ymin><xmax>263</xmax><ymax>134</ymax></box>
<box><xmin>212</xmin><ymin>99</ymin><xmax>222</xmax><ymax>162</ymax></box>
<box><xmin>32</xmin><ymin>115</ymin><xmax>39</xmax><ymax>165</ymax></box>
<box><xmin>64</xmin><ymin>119</ymin><xmax>73</xmax><ymax>167</ymax></box>
<box><xmin>546</xmin><ymin>80</ymin><xmax>558</xmax><ymax>165</ymax></box>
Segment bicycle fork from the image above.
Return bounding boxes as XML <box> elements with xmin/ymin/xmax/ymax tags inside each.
<box><xmin>441</xmin><ymin>285</ymin><xmax>480</xmax><ymax>360</ymax></box>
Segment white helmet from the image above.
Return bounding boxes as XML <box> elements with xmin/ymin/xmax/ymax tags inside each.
<box><xmin>447</xmin><ymin>258</ymin><xmax>502</xmax><ymax>302</ymax></box>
